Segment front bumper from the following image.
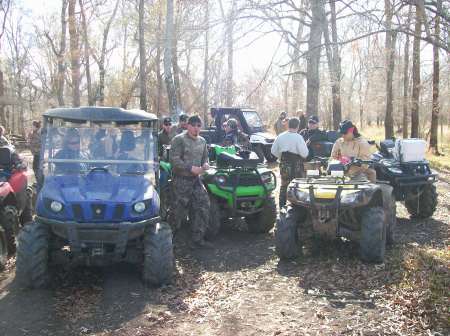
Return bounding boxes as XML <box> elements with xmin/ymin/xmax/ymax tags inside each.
<box><xmin>36</xmin><ymin>215</ymin><xmax>160</xmax><ymax>255</ymax></box>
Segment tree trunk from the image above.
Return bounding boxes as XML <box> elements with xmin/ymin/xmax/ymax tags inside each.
<box><xmin>430</xmin><ymin>0</ymin><xmax>441</xmax><ymax>153</ymax></box>
<box><xmin>57</xmin><ymin>0</ymin><xmax>68</xmax><ymax>106</ymax></box>
<box><xmin>138</xmin><ymin>0</ymin><xmax>147</xmax><ymax>111</ymax></box>
<box><xmin>203</xmin><ymin>0</ymin><xmax>210</xmax><ymax>123</ymax></box>
<box><xmin>384</xmin><ymin>0</ymin><xmax>396</xmax><ymax>139</ymax></box>
<box><xmin>172</xmin><ymin>27</ymin><xmax>182</xmax><ymax>110</ymax></box>
<box><xmin>410</xmin><ymin>8</ymin><xmax>421</xmax><ymax>138</ymax></box>
<box><xmin>330</xmin><ymin>0</ymin><xmax>341</xmax><ymax>129</ymax></box>
<box><xmin>97</xmin><ymin>0</ymin><xmax>120</xmax><ymax>106</ymax></box>
<box><xmin>0</xmin><ymin>71</ymin><xmax>5</xmax><ymax>126</ymax></box>
<box><xmin>306</xmin><ymin>0</ymin><xmax>323</xmax><ymax>118</ymax></box>
<box><xmin>155</xmin><ymin>1</ymin><xmax>163</xmax><ymax>116</ymax></box>
<box><xmin>403</xmin><ymin>6</ymin><xmax>412</xmax><ymax>139</ymax></box>
<box><xmin>79</xmin><ymin>0</ymin><xmax>94</xmax><ymax>105</ymax></box>
<box><xmin>225</xmin><ymin>2</ymin><xmax>236</xmax><ymax>106</ymax></box>
<box><xmin>290</xmin><ymin>0</ymin><xmax>306</xmax><ymax>114</ymax></box>
<box><xmin>164</xmin><ymin>0</ymin><xmax>178</xmax><ymax>118</ymax></box>
<box><xmin>68</xmin><ymin>0</ymin><xmax>80</xmax><ymax>107</ymax></box>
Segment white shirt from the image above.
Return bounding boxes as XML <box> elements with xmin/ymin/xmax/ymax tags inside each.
<box><xmin>271</xmin><ymin>130</ymin><xmax>309</xmax><ymax>159</ymax></box>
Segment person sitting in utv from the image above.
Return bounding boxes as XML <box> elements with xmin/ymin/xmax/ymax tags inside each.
<box><xmin>116</xmin><ymin>130</ymin><xmax>144</xmax><ymax>174</ymax></box>
<box><xmin>331</xmin><ymin>120</ymin><xmax>376</xmax><ymax>182</ymax></box>
<box><xmin>222</xmin><ymin>118</ymin><xmax>250</xmax><ymax>149</ymax></box>
<box><xmin>54</xmin><ymin>128</ymin><xmax>89</xmax><ymax>173</ymax></box>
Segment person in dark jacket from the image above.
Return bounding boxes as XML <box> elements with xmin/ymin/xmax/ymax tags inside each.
<box><xmin>299</xmin><ymin>116</ymin><xmax>327</xmax><ymax>144</ymax></box>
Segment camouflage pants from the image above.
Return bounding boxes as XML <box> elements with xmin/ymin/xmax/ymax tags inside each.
<box><xmin>168</xmin><ymin>175</ymin><xmax>210</xmax><ymax>243</ymax></box>
<box><xmin>279</xmin><ymin>159</ymin><xmax>304</xmax><ymax>208</ymax></box>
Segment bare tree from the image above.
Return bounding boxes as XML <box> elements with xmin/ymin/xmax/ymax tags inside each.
<box><xmin>164</xmin><ymin>0</ymin><xmax>178</xmax><ymax>117</ymax></box>
<box><xmin>93</xmin><ymin>0</ymin><xmax>120</xmax><ymax>106</ymax></box>
<box><xmin>410</xmin><ymin>6</ymin><xmax>421</xmax><ymax>138</ymax></box>
<box><xmin>138</xmin><ymin>0</ymin><xmax>147</xmax><ymax>111</ymax></box>
<box><xmin>384</xmin><ymin>0</ymin><xmax>396</xmax><ymax>138</ymax></box>
<box><xmin>79</xmin><ymin>0</ymin><xmax>93</xmax><ymax>105</ymax></box>
<box><xmin>68</xmin><ymin>0</ymin><xmax>80</xmax><ymax>107</ymax></box>
<box><xmin>306</xmin><ymin>0</ymin><xmax>323</xmax><ymax>118</ymax></box>
<box><xmin>430</xmin><ymin>0</ymin><xmax>442</xmax><ymax>153</ymax></box>
<box><xmin>402</xmin><ymin>5</ymin><xmax>412</xmax><ymax>139</ymax></box>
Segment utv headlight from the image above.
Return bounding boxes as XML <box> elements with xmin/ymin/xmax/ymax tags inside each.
<box><xmin>133</xmin><ymin>201</ymin><xmax>146</xmax><ymax>213</ymax></box>
<box><xmin>261</xmin><ymin>172</ymin><xmax>272</xmax><ymax>184</ymax></box>
<box><xmin>341</xmin><ymin>192</ymin><xmax>359</xmax><ymax>204</ymax></box>
<box><xmin>215</xmin><ymin>175</ymin><xmax>227</xmax><ymax>186</ymax></box>
<box><xmin>50</xmin><ymin>201</ymin><xmax>63</xmax><ymax>213</ymax></box>
<box><xmin>387</xmin><ymin>167</ymin><xmax>403</xmax><ymax>174</ymax></box>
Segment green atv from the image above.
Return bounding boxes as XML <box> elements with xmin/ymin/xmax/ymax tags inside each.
<box><xmin>159</xmin><ymin>144</ymin><xmax>277</xmax><ymax>235</ymax></box>
<box><xmin>275</xmin><ymin>159</ymin><xmax>396</xmax><ymax>263</ymax></box>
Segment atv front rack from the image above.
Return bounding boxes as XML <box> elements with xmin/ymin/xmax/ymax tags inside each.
<box><xmin>210</xmin><ymin>166</ymin><xmax>277</xmax><ymax>215</ymax></box>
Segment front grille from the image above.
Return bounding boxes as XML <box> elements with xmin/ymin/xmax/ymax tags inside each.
<box><xmin>226</xmin><ymin>174</ymin><xmax>261</xmax><ymax>187</ymax></box>
<box><xmin>91</xmin><ymin>204</ymin><xmax>106</xmax><ymax>220</ymax></box>
<box><xmin>113</xmin><ymin>204</ymin><xmax>125</xmax><ymax>220</ymax></box>
<box><xmin>77</xmin><ymin>229</ymin><xmax>119</xmax><ymax>243</ymax></box>
<box><xmin>72</xmin><ymin>204</ymin><xmax>84</xmax><ymax>221</ymax></box>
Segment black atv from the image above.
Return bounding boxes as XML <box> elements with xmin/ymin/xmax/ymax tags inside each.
<box><xmin>372</xmin><ymin>139</ymin><xmax>438</xmax><ymax>219</ymax></box>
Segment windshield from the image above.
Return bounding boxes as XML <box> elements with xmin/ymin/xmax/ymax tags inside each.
<box><xmin>243</xmin><ymin>110</ymin><xmax>264</xmax><ymax>131</ymax></box>
<box><xmin>42</xmin><ymin>126</ymin><xmax>156</xmax><ymax>176</ymax></box>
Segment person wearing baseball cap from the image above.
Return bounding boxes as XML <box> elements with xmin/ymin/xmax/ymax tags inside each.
<box><xmin>330</xmin><ymin>119</ymin><xmax>376</xmax><ymax>182</ymax></box>
<box><xmin>299</xmin><ymin>115</ymin><xmax>327</xmax><ymax>144</ymax></box>
<box><xmin>158</xmin><ymin>116</ymin><xmax>176</xmax><ymax>157</ymax></box>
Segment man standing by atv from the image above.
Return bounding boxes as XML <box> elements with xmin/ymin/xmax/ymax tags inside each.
<box><xmin>222</xmin><ymin>118</ymin><xmax>250</xmax><ymax>149</ymax></box>
<box><xmin>331</xmin><ymin>120</ymin><xmax>376</xmax><ymax>182</ymax></box>
<box><xmin>271</xmin><ymin>117</ymin><xmax>309</xmax><ymax>208</ymax></box>
<box><xmin>274</xmin><ymin>111</ymin><xmax>288</xmax><ymax>135</ymax></box>
<box><xmin>169</xmin><ymin>115</ymin><xmax>213</xmax><ymax>249</ymax></box>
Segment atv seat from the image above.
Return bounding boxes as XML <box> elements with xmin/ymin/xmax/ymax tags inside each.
<box><xmin>217</xmin><ymin>151</ymin><xmax>260</xmax><ymax>168</ymax></box>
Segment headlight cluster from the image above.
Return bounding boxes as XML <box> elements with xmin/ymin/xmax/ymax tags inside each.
<box><xmin>215</xmin><ymin>175</ymin><xmax>227</xmax><ymax>186</ymax></box>
<box><xmin>341</xmin><ymin>192</ymin><xmax>359</xmax><ymax>204</ymax></box>
<box><xmin>50</xmin><ymin>201</ymin><xmax>63</xmax><ymax>213</ymax></box>
<box><xmin>387</xmin><ymin>167</ymin><xmax>403</xmax><ymax>174</ymax></box>
<box><xmin>295</xmin><ymin>189</ymin><xmax>310</xmax><ymax>202</ymax></box>
<box><xmin>133</xmin><ymin>201</ymin><xmax>147</xmax><ymax>213</ymax></box>
<box><xmin>261</xmin><ymin>172</ymin><xmax>272</xmax><ymax>184</ymax></box>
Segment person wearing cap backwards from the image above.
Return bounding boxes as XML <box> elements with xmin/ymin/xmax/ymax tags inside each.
<box><xmin>222</xmin><ymin>118</ymin><xmax>250</xmax><ymax>149</ymax></box>
<box><xmin>299</xmin><ymin>115</ymin><xmax>327</xmax><ymax>144</ymax></box>
<box><xmin>158</xmin><ymin>117</ymin><xmax>176</xmax><ymax>157</ymax></box>
<box><xmin>274</xmin><ymin>111</ymin><xmax>288</xmax><ymax>135</ymax></box>
<box><xmin>176</xmin><ymin>113</ymin><xmax>189</xmax><ymax>134</ymax></box>
<box><xmin>169</xmin><ymin>115</ymin><xmax>213</xmax><ymax>249</ymax></box>
<box><xmin>271</xmin><ymin>117</ymin><xmax>309</xmax><ymax>208</ymax></box>
<box><xmin>331</xmin><ymin>120</ymin><xmax>376</xmax><ymax>182</ymax></box>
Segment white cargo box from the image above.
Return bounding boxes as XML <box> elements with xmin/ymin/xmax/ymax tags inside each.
<box><xmin>394</xmin><ymin>139</ymin><xmax>427</xmax><ymax>162</ymax></box>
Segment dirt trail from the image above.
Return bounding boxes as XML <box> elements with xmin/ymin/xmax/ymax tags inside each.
<box><xmin>0</xmin><ymin>162</ymin><xmax>448</xmax><ymax>335</ymax></box>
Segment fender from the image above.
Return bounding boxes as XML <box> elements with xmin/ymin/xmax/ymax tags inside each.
<box><xmin>0</xmin><ymin>182</ymin><xmax>13</xmax><ymax>198</ymax></box>
<box><xmin>249</xmin><ymin>132</ymin><xmax>275</xmax><ymax>145</ymax></box>
<box><xmin>9</xmin><ymin>170</ymin><xmax>28</xmax><ymax>193</ymax></box>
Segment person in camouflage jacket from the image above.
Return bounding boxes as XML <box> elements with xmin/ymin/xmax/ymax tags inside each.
<box><xmin>168</xmin><ymin>115</ymin><xmax>213</xmax><ymax>249</ymax></box>
<box><xmin>27</xmin><ymin>121</ymin><xmax>42</xmax><ymax>177</ymax></box>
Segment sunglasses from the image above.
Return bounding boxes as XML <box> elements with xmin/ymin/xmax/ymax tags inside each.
<box><xmin>163</xmin><ymin>123</ymin><xmax>172</xmax><ymax>126</ymax></box>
